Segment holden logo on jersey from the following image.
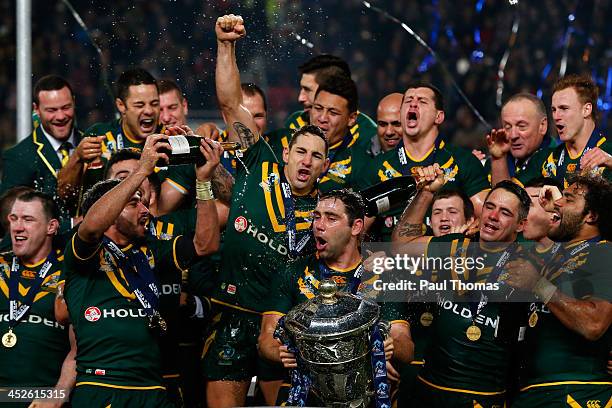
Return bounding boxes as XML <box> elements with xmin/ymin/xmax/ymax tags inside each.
<box><xmin>234</xmin><ymin>216</ymin><xmax>248</xmax><ymax>232</ymax></box>
<box><xmin>84</xmin><ymin>306</ymin><xmax>102</xmax><ymax>322</ymax></box>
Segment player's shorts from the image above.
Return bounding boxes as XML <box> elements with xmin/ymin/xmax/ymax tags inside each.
<box><xmin>407</xmin><ymin>377</ymin><xmax>507</xmax><ymax>408</ymax></box>
<box><xmin>257</xmin><ymin>355</ymin><xmax>288</xmax><ymax>382</ymax></box>
<box><xmin>71</xmin><ymin>384</ymin><xmax>176</xmax><ymax>408</ymax></box>
<box><xmin>162</xmin><ymin>375</ymin><xmax>184</xmax><ymax>408</ymax></box>
<box><xmin>511</xmin><ymin>383</ymin><xmax>612</xmax><ymax>408</ymax></box>
<box><xmin>201</xmin><ymin>307</ymin><xmax>261</xmax><ymax>381</ymax></box>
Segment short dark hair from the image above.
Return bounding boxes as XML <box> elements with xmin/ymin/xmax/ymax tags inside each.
<box><xmin>241</xmin><ymin>82</ymin><xmax>267</xmax><ymax>112</ymax></box>
<box><xmin>432</xmin><ymin>189</ymin><xmax>474</xmax><ymax>220</ymax></box>
<box><xmin>320</xmin><ymin>188</ymin><xmax>365</xmax><ymax>226</ymax></box>
<box><xmin>568</xmin><ymin>174</ymin><xmax>612</xmax><ymax>240</ymax></box>
<box><xmin>104</xmin><ymin>148</ymin><xmax>142</xmax><ymax>179</ymax></box>
<box><xmin>552</xmin><ymin>74</ymin><xmax>599</xmax><ymax>122</ymax></box>
<box><xmin>315</xmin><ymin>74</ymin><xmax>359</xmax><ymax>113</ymax></box>
<box><xmin>81</xmin><ymin>179</ymin><xmax>121</xmax><ymax>215</ymax></box>
<box><xmin>524</xmin><ymin>176</ymin><xmax>564</xmax><ymax>191</ymax></box>
<box><xmin>298</xmin><ymin>54</ymin><xmax>351</xmax><ymax>77</ymax></box>
<box><xmin>486</xmin><ymin>180</ymin><xmax>531</xmax><ymax>221</ymax></box>
<box><xmin>0</xmin><ymin>186</ymin><xmax>35</xmax><ymax>231</ymax></box>
<box><xmin>158</xmin><ymin>79</ymin><xmax>184</xmax><ymax>102</ymax></box>
<box><xmin>288</xmin><ymin>125</ymin><xmax>329</xmax><ymax>156</ymax></box>
<box><xmin>13</xmin><ymin>191</ymin><xmax>59</xmax><ymax>221</ymax></box>
<box><xmin>115</xmin><ymin>68</ymin><xmax>157</xmax><ymax>101</ymax></box>
<box><xmin>33</xmin><ymin>75</ymin><xmax>74</xmax><ymax>105</ymax></box>
<box><xmin>404</xmin><ymin>81</ymin><xmax>444</xmax><ymax>111</ymax></box>
<box><xmin>502</xmin><ymin>93</ymin><xmax>547</xmax><ymax>119</ymax></box>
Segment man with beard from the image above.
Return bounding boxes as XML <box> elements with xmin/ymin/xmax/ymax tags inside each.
<box><xmin>258</xmin><ymin>189</ymin><xmax>413</xmax><ymax>405</ymax></box>
<box><xmin>0</xmin><ymin>192</ymin><xmax>77</xmax><ymax>408</ymax></box>
<box><xmin>392</xmin><ymin>166</ymin><xmax>530</xmax><ymax>407</ymax></box>
<box><xmin>204</xmin><ymin>15</ymin><xmax>330</xmax><ymax>408</ymax></box>
<box><xmin>57</xmin><ymin>68</ymin><xmax>163</xmax><ymax>209</ymax></box>
<box><xmin>63</xmin><ymin>133</ymin><xmax>221</xmax><ymax>407</ymax></box>
<box><xmin>1</xmin><ymin>75</ymin><xmax>85</xmax><ymax>226</ymax></box>
<box><xmin>505</xmin><ymin>175</ymin><xmax>612</xmax><ymax>407</ymax></box>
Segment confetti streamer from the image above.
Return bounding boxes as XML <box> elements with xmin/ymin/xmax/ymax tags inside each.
<box><xmin>362</xmin><ymin>0</ymin><xmax>492</xmax><ymax>130</ymax></box>
<box><xmin>495</xmin><ymin>4</ymin><xmax>521</xmax><ymax>107</ymax></box>
<box><xmin>61</xmin><ymin>0</ymin><xmax>114</xmax><ymax>103</ymax></box>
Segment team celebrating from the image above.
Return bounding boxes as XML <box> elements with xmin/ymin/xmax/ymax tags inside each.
<box><xmin>0</xmin><ymin>13</ymin><xmax>610</xmax><ymax>408</ymax></box>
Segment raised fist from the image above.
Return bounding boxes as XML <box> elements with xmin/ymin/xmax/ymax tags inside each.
<box><xmin>215</xmin><ymin>14</ymin><xmax>246</xmax><ymax>42</ymax></box>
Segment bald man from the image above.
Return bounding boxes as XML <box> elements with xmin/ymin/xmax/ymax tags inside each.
<box><xmin>370</xmin><ymin>93</ymin><xmax>403</xmax><ymax>156</ymax></box>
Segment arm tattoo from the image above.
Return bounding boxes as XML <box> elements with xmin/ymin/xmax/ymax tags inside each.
<box><xmin>233</xmin><ymin>122</ymin><xmax>256</xmax><ymax>149</ymax></box>
<box><xmin>396</xmin><ymin>223</ymin><xmax>424</xmax><ymax>238</ymax></box>
<box><xmin>211</xmin><ymin>164</ymin><xmax>234</xmax><ymax>204</ymax></box>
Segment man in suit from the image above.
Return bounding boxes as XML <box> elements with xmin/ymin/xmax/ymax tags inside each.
<box><xmin>1</xmin><ymin>75</ymin><xmax>83</xmax><ymax>229</ymax></box>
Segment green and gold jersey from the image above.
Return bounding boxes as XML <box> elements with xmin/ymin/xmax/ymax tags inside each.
<box><xmin>63</xmin><ymin>232</ymin><xmax>193</xmax><ymax>388</ymax></box>
<box><xmin>482</xmin><ymin>136</ymin><xmax>557</xmax><ymax>186</ymax></box>
<box><xmin>285</xmin><ymin>109</ymin><xmax>377</xmax><ymax>145</ymax></box>
<box><xmin>356</xmin><ymin>140</ymin><xmax>489</xmax><ymax>241</ymax></box>
<box><xmin>516</xmin><ymin>132</ymin><xmax>612</xmax><ymax>188</ymax></box>
<box><xmin>213</xmin><ymin>138</ymin><xmax>318</xmax><ymax>313</ymax></box>
<box><xmin>0</xmin><ymin>250</ymin><xmax>69</xmax><ymax>388</ymax></box>
<box><xmin>419</xmin><ymin>234</ymin><xmax>519</xmax><ymax>394</ymax></box>
<box><xmin>264</xmin><ymin>255</ymin><xmax>407</xmax><ymax>324</ymax></box>
<box><xmin>83</xmin><ymin>119</ymin><xmax>166</xmax><ymax>190</ymax></box>
<box><xmin>519</xmin><ymin>239</ymin><xmax>612</xmax><ymax>389</ymax></box>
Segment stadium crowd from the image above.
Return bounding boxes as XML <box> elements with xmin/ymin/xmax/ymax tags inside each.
<box><xmin>0</xmin><ymin>5</ymin><xmax>611</xmax><ymax>408</ymax></box>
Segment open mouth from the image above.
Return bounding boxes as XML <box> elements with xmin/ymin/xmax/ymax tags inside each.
<box><xmin>406</xmin><ymin>111</ymin><xmax>418</xmax><ymax>127</ymax></box>
<box><xmin>438</xmin><ymin>224</ymin><xmax>451</xmax><ymax>233</ymax></box>
<box><xmin>140</xmin><ymin>118</ymin><xmax>155</xmax><ymax>131</ymax></box>
<box><xmin>315</xmin><ymin>236</ymin><xmax>328</xmax><ymax>251</ymax></box>
<box><xmin>297</xmin><ymin>169</ymin><xmax>311</xmax><ymax>182</ymax></box>
<box><xmin>556</xmin><ymin>124</ymin><xmax>565</xmax><ymax>135</ymax></box>
<box><xmin>384</xmin><ymin>136</ymin><xmax>401</xmax><ymax>145</ymax></box>
<box><xmin>551</xmin><ymin>212</ymin><xmax>561</xmax><ymax>226</ymax></box>
<box><xmin>482</xmin><ymin>222</ymin><xmax>499</xmax><ymax>234</ymax></box>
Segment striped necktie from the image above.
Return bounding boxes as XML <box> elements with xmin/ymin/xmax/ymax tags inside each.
<box><xmin>59</xmin><ymin>142</ymin><xmax>72</xmax><ymax>167</ymax></box>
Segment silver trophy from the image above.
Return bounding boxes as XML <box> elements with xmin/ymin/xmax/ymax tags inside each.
<box><xmin>282</xmin><ymin>279</ymin><xmax>389</xmax><ymax>408</ymax></box>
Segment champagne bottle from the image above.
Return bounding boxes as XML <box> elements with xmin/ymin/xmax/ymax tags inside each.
<box><xmin>157</xmin><ymin>135</ymin><xmax>241</xmax><ymax>166</ymax></box>
<box><xmin>360</xmin><ymin>175</ymin><xmax>418</xmax><ymax>216</ymax></box>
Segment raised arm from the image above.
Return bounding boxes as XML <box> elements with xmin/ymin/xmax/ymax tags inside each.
<box><xmin>487</xmin><ymin>129</ymin><xmax>512</xmax><ymax>186</ymax></box>
<box><xmin>215</xmin><ymin>14</ymin><xmax>259</xmax><ymax>148</ymax></box>
<box><xmin>78</xmin><ymin>134</ymin><xmax>169</xmax><ymax>243</ymax></box>
<box><xmin>391</xmin><ymin>164</ymin><xmax>445</xmax><ymax>255</ymax></box>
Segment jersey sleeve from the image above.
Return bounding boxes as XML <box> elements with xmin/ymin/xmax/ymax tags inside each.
<box><xmin>454</xmin><ymin>148</ymin><xmax>489</xmax><ymax>197</ymax></box>
<box><xmin>0</xmin><ymin>146</ymin><xmax>36</xmax><ymax>192</ymax></box>
<box><xmin>164</xmin><ymin>164</ymin><xmax>195</xmax><ymax>196</ymax></box>
<box><xmin>239</xmin><ymin>137</ymin><xmax>280</xmax><ymax>175</ymax></box>
<box><xmin>149</xmin><ymin>235</ymin><xmax>198</xmax><ymax>276</ymax></box>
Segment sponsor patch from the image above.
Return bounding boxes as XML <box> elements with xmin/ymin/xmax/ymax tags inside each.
<box><xmin>94</xmin><ymin>369</ymin><xmax>106</xmax><ymax>376</ymax></box>
<box><xmin>234</xmin><ymin>216</ymin><xmax>248</xmax><ymax>232</ymax></box>
<box><xmin>84</xmin><ymin>306</ymin><xmax>101</xmax><ymax>322</ymax></box>
<box><xmin>227</xmin><ymin>284</ymin><xmax>237</xmax><ymax>295</ymax></box>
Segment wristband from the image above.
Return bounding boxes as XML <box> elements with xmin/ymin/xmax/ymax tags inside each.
<box><xmin>195</xmin><ymin>180</ymin><xmax>214</xmax><ymax>201</ymax></box>
<box><xmin>533</xmin><ymin>277</ymin><xmax>557</xmax><ymax>304</ymax></box>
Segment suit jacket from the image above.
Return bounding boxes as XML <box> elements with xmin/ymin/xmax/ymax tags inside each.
<box><xmin>1</xmin><ymin>126</ymin><xmax>83</xmax><ymax>216</ymax></box>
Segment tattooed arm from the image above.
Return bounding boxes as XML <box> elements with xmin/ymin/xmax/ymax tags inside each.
<box><xmin>391</xmin><ymin>164</ymin><xmax>445</xmax><ymax>255</ymax></box>
<box><xmin>215</xmin><ymin>14</ymin><xmax>260</xmax><ymax>148</ymax></box>
<box><xmin>211</xmin><ymin>164</ymin><xmax>234</xmax><ymax>205</ymax></box>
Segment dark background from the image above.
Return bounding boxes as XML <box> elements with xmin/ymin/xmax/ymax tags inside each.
<box><xmin>1</xmin><ymin>0</ymin><xmax>610</xmax><ymax>150</ymax></box>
